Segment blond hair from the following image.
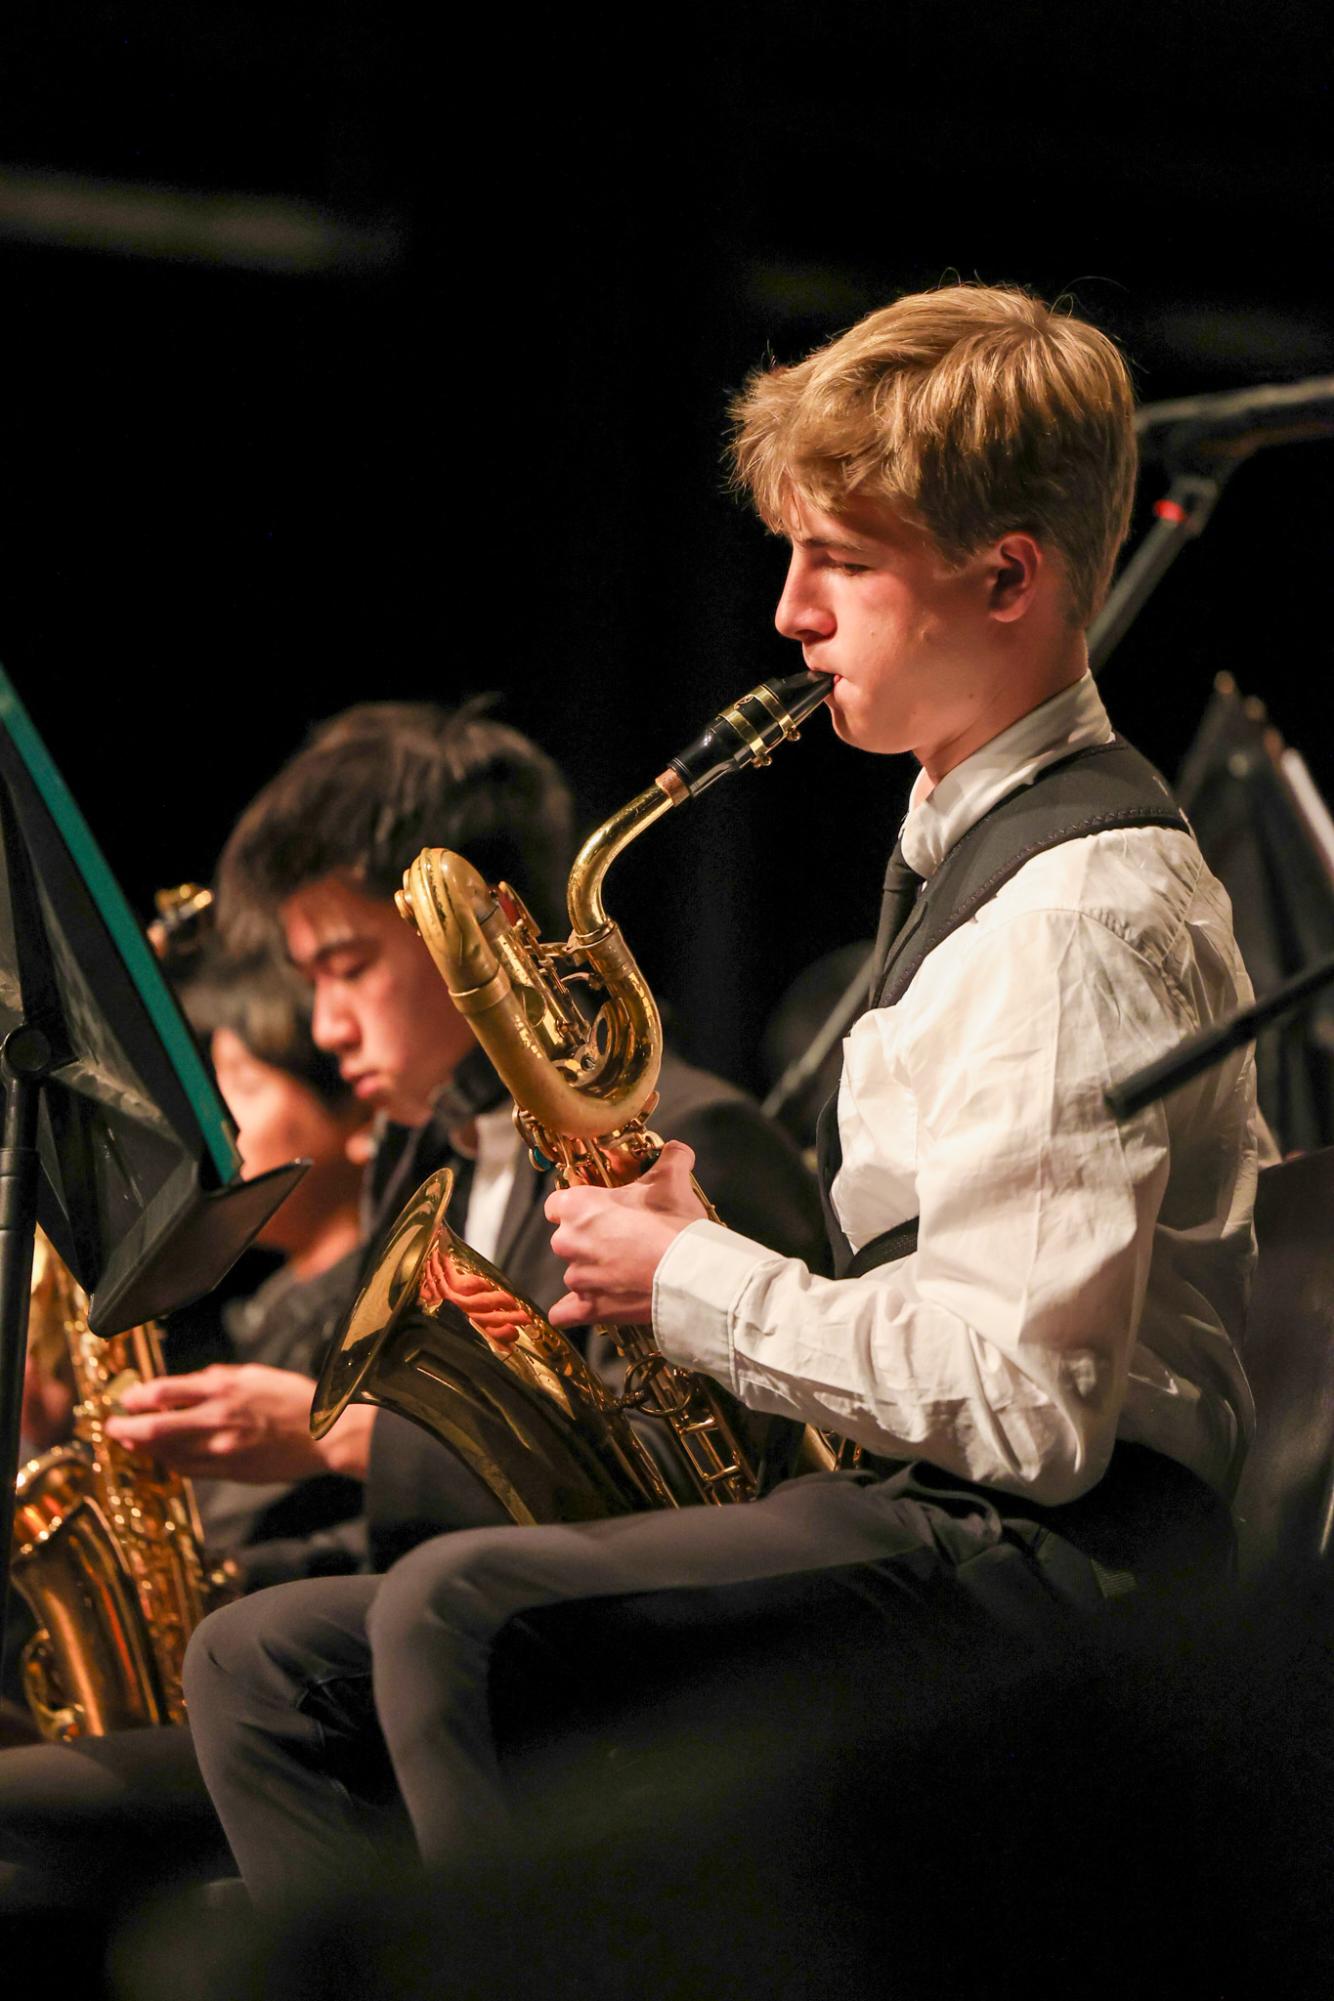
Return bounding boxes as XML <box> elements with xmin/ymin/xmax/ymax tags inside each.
<box><xmin>729</xmin><ymin>284</ymin><xmax>1137</xmax><ymax>626</ymax></box>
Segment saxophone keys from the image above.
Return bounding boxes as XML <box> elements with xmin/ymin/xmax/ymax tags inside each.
<box><xmin>102</xmin><ymin>1369</ymin><xmax>141</xmax><ymax>1413</ymax></box>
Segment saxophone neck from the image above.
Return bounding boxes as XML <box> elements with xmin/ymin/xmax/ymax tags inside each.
<box><xmin>566</xmin><ymin>784</ymin><xmax>676</xmax><ymax>941</ymax></box>
<box><xmin>565</xmin><ymin>669</ymin><xmax>827</xmax><ymax>937</ymax></box>
<box><xmin>395</xmin><ymin>669</ymin><xmax>826</xmax><ymax>1152</ymax></box>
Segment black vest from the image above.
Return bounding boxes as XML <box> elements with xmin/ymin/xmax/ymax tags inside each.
<box><xmin>817</xmin><ymin>737</ymin><xmax>1189</xmax><ymax>1278</ymax></box>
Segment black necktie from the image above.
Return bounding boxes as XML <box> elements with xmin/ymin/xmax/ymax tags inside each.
<box><xmin>869</xmin><ymin>840</ymin><xmax>922</xmax><ymax>1000</ymax></box>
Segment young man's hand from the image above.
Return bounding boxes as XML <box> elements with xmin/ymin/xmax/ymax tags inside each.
<box><xmin>545</xmin><ymin>1140</ymin><xmax>707</xmax><ymax>1328</ymax></box>
<box><xmin>106</xmin><ymin>1365</ymin><xmax>375</xmax><ymax>1481</ymax></box>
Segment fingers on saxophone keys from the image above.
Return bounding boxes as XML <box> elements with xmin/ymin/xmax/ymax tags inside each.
<box><xmin>552</xmin><ymin>1274</ymin><xmax>649</xmax><ymax>1324</ymax></box>
<box><xmin>106</xmin><ymin>1409</ymin><xmax>175</xmax><ymax>1444</ymax></box>
<box><xmin>543</xmin><ymin>1184</ymin><xmax>616</xmax><ymax>1227</ymax></box>
<box><xmin>549</xmin><ymin>1291</ymin><xmax>600</xmax><ymax>1327</ymax></box>
<box><xmin>115</xmin><ymin>1380</ymin><xmax>174</xmax><ymax>1414</ymax></box>
<box><xmin>107</xmin><ymin>1401</ymin><xmax>220</xmax><ymax>1446</ymax></box>
<box><xmin>548</xmin><ymin>1214</ymin><xmax>596</xmax><ymax>1261</ymax></box>
<box><xmin>653</xmin><ymin>1140</ymin><xmax>696</xmax><ymax>1178</ymax></box>
<box><xmin>118</xmin><ymin>1369</ymin><xmax>221</xmax><ymax>1413</ymax></box>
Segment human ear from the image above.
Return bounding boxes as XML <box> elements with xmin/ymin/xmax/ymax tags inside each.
<box><xmin>987</xmin><ymin>534</ymin><xmax>1042</xmax><ymax>622</ymax></box>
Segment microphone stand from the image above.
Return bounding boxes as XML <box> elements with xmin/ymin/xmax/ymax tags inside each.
<box><xmin>1087</xmin><ymin>469</ymin><xmax>1230</xmax><ymax>676</ymax></box>
<box><xmin>761</xmin><ymin>950</ymin><xmax>873</xmax><ymax>1123</ymax></box>
<box><xmin>1105</xmin><ymin>954</ymin><xmax>1334</xmax><ymax>1121</ymax></box>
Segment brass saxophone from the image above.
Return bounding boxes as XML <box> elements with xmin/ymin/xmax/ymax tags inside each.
<box><xmin>11</xmin><ymin>1231</ymin><xmax>232</xmax><ymax>1740</ymax></box>
<box><xmin>312</xmin><ymin>669</ymin><xmax>831</xmax><ymax>1518</ymax></box>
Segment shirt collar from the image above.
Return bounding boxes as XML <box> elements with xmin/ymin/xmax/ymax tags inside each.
<box><xmin>899</xmin><ymin>674</ymin><xmax>1114</xmax><ymax>880</ymax></box>
<box><xmin>474</xmin><ymin>1101</ymin><xmax>520</xmax><ymax>1167</ymax></box>
<box><xmin>426</xmin><ymin>1045</ymin><xmax>508</xmax><ymax>1132</ymax></box>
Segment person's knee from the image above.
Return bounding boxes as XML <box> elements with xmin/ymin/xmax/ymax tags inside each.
<box><xmin>185</xmin><ymin>1578</ymin><xmax>372</xmax><ymax>1722</ymax></box>
<box><xmin>368</xmin><ymin>1528</ymin><xmax>526</xmax><ymax>1662</ymax></box>
<box><xmin>182</xmin><ymin>1596</ymin><xmax>271</xmax><ymax>1729</ymax></box>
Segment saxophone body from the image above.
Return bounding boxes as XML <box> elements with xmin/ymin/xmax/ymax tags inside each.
<box><xmin>11</xmin><ymin>1232</ymin><xmax>230</xmax><ymax>1740</ymax></box>
<box><xmin>312</xmin><ymin>669</ymin><xmax>832</xmax><ymax>1516</ymax></box>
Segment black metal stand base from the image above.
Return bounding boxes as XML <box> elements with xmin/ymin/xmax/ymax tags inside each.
<box><xmin>0</xmin><ymin>1023</ymin><xmax>53</xmax><ymax>1686</ymax></box>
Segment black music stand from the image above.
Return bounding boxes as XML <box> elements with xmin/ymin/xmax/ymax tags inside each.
<box><xmin>0</xmin><ymin>667</ymin><xmax>307</xmax><ymax>1653</ymax></box>
<box><xmin>1177</xmin><ymin>676</ymin><xmax>1334</xmax><ymax>1151</ymax></box>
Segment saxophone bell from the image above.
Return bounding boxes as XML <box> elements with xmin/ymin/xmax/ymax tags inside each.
<box><xmin>311</xmin><ymin>1168</ymin><xmax>677</xmax><ymax>1521</ymax></box>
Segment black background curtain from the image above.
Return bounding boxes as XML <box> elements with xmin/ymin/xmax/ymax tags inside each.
<box><xmin>0</xmin><ymin>6</ymin><xmax>1331</xmax><ymax>1099</ymax></box>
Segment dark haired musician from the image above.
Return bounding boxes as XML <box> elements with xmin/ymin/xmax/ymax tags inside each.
<box><xmin>1</xmin><ymin>941</ymin><xmax>370</xmax><ymax>1884</ymax></box>
<box><xmin>179</xmin><ymin>287</ymin><xmax>1260</xmax><ymax>1918</ymax></box>
<box><xmin>110</xmin><ymin>700</ymin><xmax>823</xmax><ymax>1543</ymax></box>
<box><xmin>0</xmin><ymin>700</ymin><xmax>823</xmax><ymax>1910</ymax></box>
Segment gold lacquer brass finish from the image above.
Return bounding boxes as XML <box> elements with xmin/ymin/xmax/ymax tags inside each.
<box><xmin>312</xmin><ymin>671</ymin><xmax>835</xmax><ymax>1515</ymax></box>
<box><xmin>314</xmin><ymin>1168</ymin><xmax>674</xmax><ymax>1521</ymax></box>
<box><xmin>145</xmin><ymin>882</ymin><xmax>214</xmax><ymax>961</ymax></box>
<box><xmin>11</xmin><ymin>1232</ymin><xmax>233</xmax><ymax>1740</ymax></box>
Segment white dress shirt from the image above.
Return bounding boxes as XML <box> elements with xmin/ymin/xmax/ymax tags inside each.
<box><xmin>654</xmin><ymin>676</ymin><xmax>1258</xmax><ymax>1506</ymax></box>
<box><xmin>457</xmin><ymin>1105</ymin><xmax>522</xmax><ymax>1264</ymax></box>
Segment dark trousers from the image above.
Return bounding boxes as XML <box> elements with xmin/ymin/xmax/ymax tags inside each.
<box><xmin>183</xmin><ymin>1455</ymin><xmax>1231</xmax><ymax>1909</ymax></box>
<box><xmin>0</xmin><ymin>1724</ymin><xmax>228</xmax><ymax>1908</ymax></box>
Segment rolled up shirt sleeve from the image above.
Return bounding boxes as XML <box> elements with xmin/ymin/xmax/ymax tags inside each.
<box><xmin>654</xmin><ymin>904</ymin><xmax>1197</xmax><ymax>1505</ymax></box>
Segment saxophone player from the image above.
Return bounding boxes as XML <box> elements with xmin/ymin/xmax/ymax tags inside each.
<box><xmin>179</xmin><ymin>285</ymin><xmax>1260</xmax><ymax>1916</ymax></box>
<box><xmin>0</xmin><ymin>943</ymin><xmax>370</xmax><ymax>1874</ymax></box>
<box><xmin>0</xmin><ymin>703</ymin><xmax>825</xmax><ymax>1909</ymax></box>
<box><xmin>109</xmin><ymin>702</ymin><xmax>824</xmax><ymax>1543</ymax></box>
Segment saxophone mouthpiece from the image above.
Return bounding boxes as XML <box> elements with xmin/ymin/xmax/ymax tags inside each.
<box><xmin>660</xmin><ymin>669</ymin><xmax>830</xmax><ymax>799</ymax></box>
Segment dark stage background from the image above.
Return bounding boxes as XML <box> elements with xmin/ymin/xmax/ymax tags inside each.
<box><xmin>2</xmin><ymin>5</ymin><xmax>1331</xmax><ymax>1097</ymax></box>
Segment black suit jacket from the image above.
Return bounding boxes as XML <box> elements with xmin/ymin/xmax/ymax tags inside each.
<box><xmin>366</xmin><ymin>1049</ymin><xmax>828</xmax><ymax>1566</ymax></box>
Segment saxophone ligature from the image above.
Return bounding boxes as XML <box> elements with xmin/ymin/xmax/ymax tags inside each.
<box><xmin>311</xmin><ymin>669</ymin><xmax>831</xmax><ymax>1520</ymax></box>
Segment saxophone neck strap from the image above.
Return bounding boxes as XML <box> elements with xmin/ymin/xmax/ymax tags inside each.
<box><xmin>874</xmin><ymin>735</ymin><xmax>1188</xmax><ymax>1011</ymax></box>
<box><xmin>843</xmin><ymin>1215</ymin><xmax>921</xmax><ymax>1276</ymax></box>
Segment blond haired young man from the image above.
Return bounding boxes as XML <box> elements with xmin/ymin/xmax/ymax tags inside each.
<box><xmin>183</xmin><ymin>287</ymin><xmax>1259</xmax><ymax>1908</ymax></box>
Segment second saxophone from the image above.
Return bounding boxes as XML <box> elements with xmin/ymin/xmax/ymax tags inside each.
<box><xmin>312</xmin><ymin>669</ymin><xmax>830</xmax><ymax>1516</ymax></box>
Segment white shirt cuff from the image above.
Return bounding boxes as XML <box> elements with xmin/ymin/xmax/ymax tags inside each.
<box><xmin>652</xmin><ymin>1216</ymin><xmax>781</xmax><ymax>1390</ymax></box>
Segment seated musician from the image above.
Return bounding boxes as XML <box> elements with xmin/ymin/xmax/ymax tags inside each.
<box><xmin>0</xmin><ymin>942</ymin><xmax>367</xmax><ymax>1855</ymax></box>
<box><xmin>7</xmin><ymin>943</ymin><xmax>367</xmax><ymax>1643</ymax></box>
<box><xmin>177</xmin><ymin>284</ymin><xmax>1261</xmax><ymax>1914</ymax></box>
<box><xmin>110</xmin><ymin>700</ymin><xmax>825</xmax><ymax>1546</ymax></box>
<box><xmin>167</xmin><ymin>942</ymin><xmax>369</xmax><ymax>1581</ymax></box>
<box><xmin>0</xmin><ymin>701</ymin><xmax>823</xmax><ymax>1907</ymax></box>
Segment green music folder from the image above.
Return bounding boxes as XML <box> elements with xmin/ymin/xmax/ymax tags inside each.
<box><xmin>0</xmin><ymin>667</ymin><xmax>305</xmax><ymax>1334</ymax></box>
